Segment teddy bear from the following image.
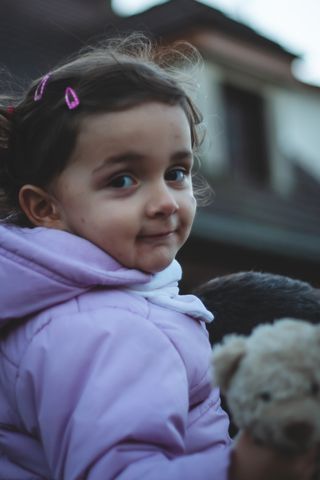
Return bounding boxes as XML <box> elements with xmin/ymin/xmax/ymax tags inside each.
<box><xmin>211</xmin><ymin>318</ymin><xmax>320</xmax><ymax>456</ymax></box>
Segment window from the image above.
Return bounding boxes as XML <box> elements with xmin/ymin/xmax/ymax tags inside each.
<box><xmin>223</xmin><ymin>84</ymin><xmax>269</xmax><ymax>186</ymax></box>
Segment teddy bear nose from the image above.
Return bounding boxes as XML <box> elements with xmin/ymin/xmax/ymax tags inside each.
<box><xmin>284</xmin><ymin>421</ymin><xmax>313</xmax><ymax>444</ymax></box>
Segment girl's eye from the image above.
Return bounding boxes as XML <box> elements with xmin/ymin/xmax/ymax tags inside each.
<box><xmin>165</xmin><ymin>168</ymin><xmax>187</xmax><ymax>183</ymax></box>
<box><xmin>109</xmin><ymin>175</ymin><xmax>135</xmax><ymax>189</ymax></box>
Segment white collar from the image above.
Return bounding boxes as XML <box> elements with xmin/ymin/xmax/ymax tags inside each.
<box><xmin>125</xmin><ymin>260</ymin><xmax>214</xmax><ymax>323</ymax></box>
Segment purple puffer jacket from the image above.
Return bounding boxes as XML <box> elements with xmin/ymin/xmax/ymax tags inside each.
<box><xmin>0</xmin><ymin>225</ymin><xmax>231</xmax><ymax>479</ymax></box>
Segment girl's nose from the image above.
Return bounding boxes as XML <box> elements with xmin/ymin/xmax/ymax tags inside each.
<box><xmin>146</xmin><ymin>183</ymin><xmax>179</xmax><ymax>217</ymax></box>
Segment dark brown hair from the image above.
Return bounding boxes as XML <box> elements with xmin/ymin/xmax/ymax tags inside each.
<box><xmin>0</xmin><ymin>34</ymin><xmax>204</xmax><ymax>226</ymax></box>
<box><xmin>195</xmin><ymin>271</ymin><xmax>320</xmax><ymax>346</ymax></box>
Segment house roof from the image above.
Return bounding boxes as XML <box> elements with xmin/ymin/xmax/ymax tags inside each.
<box><xmin>1</xmin><ymin>0</ymin><xmax>297</xmax><ymax>80</ymax></box>
<box><xmin>111</xmin><ymin>0</ymin><xmax>297</xmax><ymax>60</ymax></box>
<box><xmin>1</xmin><ymin>0</ymin><xmax>297</xmax><ymax>60</ymax></box>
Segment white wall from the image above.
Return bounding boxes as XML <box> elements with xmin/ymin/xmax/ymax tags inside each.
<box><xmin>267</xmin><ymin>86</ymin><xmax>320</xmax><ymax>186</ymax></box>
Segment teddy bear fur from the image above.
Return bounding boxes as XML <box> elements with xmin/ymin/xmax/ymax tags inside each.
<box><xmin>212</xmin><ymin>318</ymin><xmax>320</xmax><ymax>454</ymax></box>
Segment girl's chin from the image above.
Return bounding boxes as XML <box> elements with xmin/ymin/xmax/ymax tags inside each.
<box><xmin>138</xmin><ymin>258</ymin><xmax>174</xmax><ymax>274</ymax></box>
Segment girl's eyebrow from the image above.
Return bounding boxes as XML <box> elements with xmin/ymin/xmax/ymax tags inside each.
<box><xmin>92</xmin><ymin>152</ymin><xmax>144</xmax><ymax>175</ymax></box>
<box><xmin>171</xmin><ymin>150</ymin><xmax>193</xmax><ymax>162</ymax></box>
<box><xmin>92</xmin><ymin>149</ymin><xmax>193</xmax><ymax>176</ymax></box>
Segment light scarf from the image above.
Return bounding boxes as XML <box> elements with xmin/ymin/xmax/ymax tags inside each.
<box><xmin>125</xmin><ymin>260</ymin><xmax>214</xmax><ymax>323</ymax></box>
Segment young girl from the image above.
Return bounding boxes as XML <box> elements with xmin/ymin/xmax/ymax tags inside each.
<box><xmin>0</xmin><ymin>35</ymin><xmax>317</xmax><ymax>480</ymax></box>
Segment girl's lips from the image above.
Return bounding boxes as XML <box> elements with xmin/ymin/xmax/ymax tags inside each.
<box><xmin>138</xmin><ymin>231</ymin><xmax>175</xmax><ymax>241</ymax></box>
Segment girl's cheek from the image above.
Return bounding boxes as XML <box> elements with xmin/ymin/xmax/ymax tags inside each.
<box><xmin>189</xmin><ymin>193</ymin><xmax>197</xmax><ymax>213</ymax></box>
<box><xmin>185</xmin><ymin>196</ymin><xmax>197</xmax><ymax>228</ymax></box>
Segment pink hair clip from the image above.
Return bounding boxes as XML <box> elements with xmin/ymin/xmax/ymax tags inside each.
<box><xmin>34</xmin><ymin>73</ymin><xmax>50</xmax><ymax>101</ymax></box>
<box><xmin>65</xmin><ymin>87</ymin><xmax>80</xmax><ymax>110</ymax></box>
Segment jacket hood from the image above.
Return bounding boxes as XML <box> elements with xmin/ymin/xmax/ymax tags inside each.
<box><xmin>0</xmin><ymin>225</ymin><xmax>150</xmax><ymax>325</ymax></box>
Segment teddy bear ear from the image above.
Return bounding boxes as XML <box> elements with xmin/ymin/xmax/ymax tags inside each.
<box><xmin>211</xmin><ymin>335</ymin><xmax>247</xmax><ymax>393</ymax></box>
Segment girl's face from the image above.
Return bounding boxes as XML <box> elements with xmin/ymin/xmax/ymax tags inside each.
<box><xmin>49</xmin><ymin>102</ymin><xmax>196</xmax><ymax>273</ymax></box>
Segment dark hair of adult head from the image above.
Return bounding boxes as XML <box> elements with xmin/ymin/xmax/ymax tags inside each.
<box><xmin>0</xmin><ymin>34</ymin><xmax>203</xmax><ymax>226</ymax></box>
<box><xmin>195</xmin><ymin>271</ymin><xmax>320</xmax><ymax>345</ymax></box>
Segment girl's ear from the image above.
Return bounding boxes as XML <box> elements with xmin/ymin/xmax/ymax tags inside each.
<box><xmin>19</xmin><ymin>184</ymin><xmax>63</xmax><ymax>229</ymax></box>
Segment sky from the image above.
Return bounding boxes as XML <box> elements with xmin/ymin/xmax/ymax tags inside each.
<box><xmin>113</xmin><ymin>0</ymin><xmax>320</xmax><ymax>87</ymax></box>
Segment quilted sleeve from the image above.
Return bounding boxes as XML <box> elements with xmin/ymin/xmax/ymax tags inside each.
<box><xmin>15</xmin><ymin>307</ymin><xmax>231</xmax><ymax>480</ymax></box>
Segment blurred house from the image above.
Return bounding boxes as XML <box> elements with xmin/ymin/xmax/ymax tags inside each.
<box><xmin>2</xmin><ymin>0</ymin><xmax>320</xmax><ymax>289</ymax></box>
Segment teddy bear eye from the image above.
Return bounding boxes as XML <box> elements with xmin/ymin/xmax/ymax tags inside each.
<box><xmin>311</xmin><ymin>382</ymin><xmax>319</xmax><ymax>396</ymax></box>
<box><xmin>259</xmin><ymin>392</ymin><xmax>272</xmax><ymax>402</ymax></box>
